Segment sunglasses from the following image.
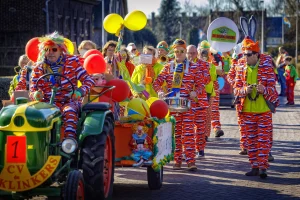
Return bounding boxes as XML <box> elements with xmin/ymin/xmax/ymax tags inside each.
<box><xmin>174</xmin><ymin>50</ymin><xmax>185</xmax><ymax>54</ymax></box>
<box><xmin>243</xmin><ymin>52</ymin><xmax>254</xmax><ymax>57</ymax></box>
<box><xmin>45</xmin><ymin>47</ymin><xmax>58</xmax><ymax>52</ymax></box>
<box><xmin>132</xmin><ymin>49</ymin><xmax>137</xmax><ymax>51</ymax></box>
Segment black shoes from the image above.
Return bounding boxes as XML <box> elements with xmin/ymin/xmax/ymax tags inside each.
<box><xmin>239</xmin><ymin>149</ymin><xmax>248</xmax><ymax>155</ymax></box>
<box><xmin>259</xmin><ymin>169</ymin><xmax>268</xmax><ymax>179</ymax></box>
<box><xmin>245</xmin><ymin>168</ymin><xmax>268</xmax><ymax>179</ymax></box>
<box><xmin>245</xmin><ymin>168</ymin><xmax>259</xmax><ymax>176</ymax></box>
<box><xmin>268</xmin><ymin>152</ymin><xmax>274</xmax><ymax>162</ymax></box>
<box><xmin>215</xmin><ymin>129</ymin><xmax>224</xmax><ymax>137</ymax></box>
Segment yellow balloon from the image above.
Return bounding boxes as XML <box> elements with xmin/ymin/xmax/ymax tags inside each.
<box><xmin>124</xmin><ymin>10</ymin><xmax>147</xmax><ymax>31</ymax></box>
<box><xmin>103</xmin><ymin>13</ymin><xmax>124</xmax><ymax>34</ymax></box>
<box><xmin>64</xmin><ymin>38</ymin><xmax>74</xmax><ymax>55</ymax></box>
<box><xmin>127</xmin><ymin>98</ymin><xmax>150</xmax><ymax>120</ymax></box>
<box><xmin>146</xmin><ymin>97</ymin><xmax>159</xmax><ymax>107</ymax></box>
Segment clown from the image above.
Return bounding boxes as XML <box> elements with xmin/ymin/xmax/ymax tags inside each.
<box><xmin>186</xmin><ymin>44</ymin><xmax>211</xmax><ymax>157</ymax></box>
<box><xmin>29</xmin><ymin>31</ymin><xmax>95</xmax><ymax>139</ymax></box>
<box><xmin>129</xmin><ymin>123</ymin><xmax>153</xmax><ymax>167</ymax></box>
<box><xmin>153</xmin><ymin>39</ymin><xmax>209</xmax><ymax>171</ymax></box>
<box><xmin>233</xmin><ymin>37</ymin><xmax>279</xmax><ymax>179</ymax></box>
<box><xmin>157</xmin><ymin>41</ymin><xmax>170</xmax><ymax>65</ymax></box>
<box><xmin>197</xmin><ymin>41</ymin><xmax>224</xmax><ymax>140</ymax></box>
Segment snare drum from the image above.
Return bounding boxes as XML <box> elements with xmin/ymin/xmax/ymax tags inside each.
<box><xmin>163</xmin><ymin>97</ymin><xmax>191</xmax><ymax>113</ymax></box>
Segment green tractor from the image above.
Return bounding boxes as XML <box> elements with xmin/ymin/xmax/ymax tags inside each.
<box><xmin>0</xmin><ymin>73</ymin><xmax>115</xmax><ymax>200</ymax></box>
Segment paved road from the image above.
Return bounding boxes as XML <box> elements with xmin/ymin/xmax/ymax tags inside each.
<box><xmin>112</xmin><ymin>82</ymin><xmax>300</xmax><ymax>200</ymax></box>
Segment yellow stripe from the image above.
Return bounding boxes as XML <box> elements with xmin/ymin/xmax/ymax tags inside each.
<box><xmin>0</xmin><ymin>101</ymin><xmax>60</xmax><ymax>132</ymax></box>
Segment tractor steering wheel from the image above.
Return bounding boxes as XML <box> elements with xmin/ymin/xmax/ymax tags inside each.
<box><xmin>36</xmin><ymin>73</ymin><xmax>75</xmax><ymax>102</ymax></box>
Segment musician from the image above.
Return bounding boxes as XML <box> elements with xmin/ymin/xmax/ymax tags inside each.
<box><xmin>153</xmin><ymin>39</ymin><xmax>209</xmax><ymax>171</ymax></box>
<box><xmin>157</xmin><ymin>41</ymin><xmax>169</xmax><ymax>65</ymax></box>
<box><xmin>198</xmin><ymin>40</ymin><xmax>224</xmax><ymax>138</ymax></box>
<box><xmin>187</xmin><ymin>45</ymin><xmax>210</xmax><ymax>157</ymax></box>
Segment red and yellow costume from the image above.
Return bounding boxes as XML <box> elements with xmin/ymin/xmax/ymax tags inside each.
<box><xmin>233</xmin><ymin>38</ymin><xmax>279</xmax><ymax>170</ymax></box>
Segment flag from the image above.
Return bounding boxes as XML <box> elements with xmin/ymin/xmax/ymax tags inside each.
<box><xmin>283</xmin><ymin>16</ymin><xmax>291</xmax><ymax>28</ymax></box>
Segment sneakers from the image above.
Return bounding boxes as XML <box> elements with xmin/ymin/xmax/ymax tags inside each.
<box><xmin>187</xmin><ymin>162</ymin><xmax>197</xmax><ymax>171</ymax></box>
<box><xmin>173</xmin><ymin>163</ymin><xmax>182</xmax><ymax>170</ymax></box>
<box><xmin>215</xmin><ymin>129</ymin><xmax>224</xmax><ymax>137</ymax></box>
<box><xmin>239</xmin><ymin>149</ymin><xmax>248</xmax><ymax>155</ymax></box>
<box><xmin>245</xmin><ymin>168</ymin><xmax>259</xmax><ymax>176</ymax></box>
<box><xmin>259</xmin><ymin>169</ymin><xmax>268</xmax><ymax>179</ymax></box>
<box><xmin>132</xmin><ymin>159</ymin><xmax>144</xmax><ymax>167</ymax></box>
<box><xmin>268</xmin><ymin>152</ymin><xmax>274</xmax><ymax>162</ymax></box>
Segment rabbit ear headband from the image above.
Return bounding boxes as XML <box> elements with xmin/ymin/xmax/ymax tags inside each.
<box><xmin>240</xmin><ymin>15</ymin><xmax>257</xmax><ymax>41</ymax></box>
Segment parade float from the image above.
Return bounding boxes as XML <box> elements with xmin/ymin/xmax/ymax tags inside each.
<box><xmin>0</xmin><ymin>10</ymin><xmax>175</xmax><ymax>200</ymax></box>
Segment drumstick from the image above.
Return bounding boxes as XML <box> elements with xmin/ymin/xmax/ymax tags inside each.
<box><xmin>193</xmin><ymin>84</ymin><xmax>199</xmax><ymax>103</ymax></box>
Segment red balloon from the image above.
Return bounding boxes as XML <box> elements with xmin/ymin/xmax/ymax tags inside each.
<box><xmin>83</xmin><ymin>49</ymin><xmax>103</xmax><ymax>59</ymax></box>
<box><xmin>150</xmin><ymin>100</ymin><xmax>169</xmax><ymax>119</ymax></box>
<box><xmin>103</xmin><ymin>79</ymin><xmax>130</xmax><ymax>102</ymax></box>
<box><xmin>25</xmin><ymin>37</ymin><xmax>40</xmax><ymax>62</ymax></box>
<box><xmin>83</xmin><ymin>54</ymin><xmax>106</xmax><ymax>74</ymax></box>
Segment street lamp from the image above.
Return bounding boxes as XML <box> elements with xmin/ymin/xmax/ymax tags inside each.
<box><xmin>178</xmin><ymin>21</ymin><xmax>182</xmax><ymax>39</ymax></box>
<box><xmin>260</xmin><ymin>0</ymin><xmax>264</xmax><ymax>53</ymax></box>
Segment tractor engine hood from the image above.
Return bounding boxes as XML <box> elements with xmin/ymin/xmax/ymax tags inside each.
<box><xmin>0</xmin><ymin>101</ymin><xmax>61</xmax><ymax>131</ymax></box>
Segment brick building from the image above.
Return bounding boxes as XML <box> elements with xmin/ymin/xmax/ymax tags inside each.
<box><xmin>0</xmin><ymin>0</ymin><xmax>128</xmax><ymax>74</ymax></box>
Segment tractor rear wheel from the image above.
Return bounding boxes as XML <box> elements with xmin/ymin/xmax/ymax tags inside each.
<box><xmin>63</xmin><ymin>170</ymin><xmax>85</xmax><ymax>200</ymax></box>
<box><xmin>82</xmin><ymin>118</ymin><xmax>115</xmax><ymax>200</ymax></box>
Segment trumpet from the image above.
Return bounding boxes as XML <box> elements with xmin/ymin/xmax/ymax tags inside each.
<box><xmin>159</xmin><ymin>55</ymin><xmax>168</xmax><ymax>63</ymax></box>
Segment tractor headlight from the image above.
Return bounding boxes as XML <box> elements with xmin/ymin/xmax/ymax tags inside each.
<box><xmin>61</xmin><ymin>138</ymin><xmax>78</xmax><ymax>154</ymax></box>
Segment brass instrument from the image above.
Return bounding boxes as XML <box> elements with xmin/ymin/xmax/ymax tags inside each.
<box><xmin>159</xmin><ymin>55</ymin><xmax>168</xmax><ymax>63</ymax></box>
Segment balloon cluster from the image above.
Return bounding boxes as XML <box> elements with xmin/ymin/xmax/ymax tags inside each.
<box><xmin>103</xmin><ymin>10</ymin><xmax>147</xmax><ymax>34</ymax></box>
<box><xmin>126</xmin><ymin>97</ymin><xmax>169</xmax><ymax>120</ymax></box>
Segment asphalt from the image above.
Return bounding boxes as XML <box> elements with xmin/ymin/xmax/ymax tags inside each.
<box><xmin>112</xmin><ymin>81</ymin><xmax>300</xmax><ymax>200</ymax></box>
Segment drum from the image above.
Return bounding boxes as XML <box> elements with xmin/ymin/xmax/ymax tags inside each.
<box><xmin>163</xmin><ymin>97</ymin><xmax>191</xmax><ymax>113</ymax></box>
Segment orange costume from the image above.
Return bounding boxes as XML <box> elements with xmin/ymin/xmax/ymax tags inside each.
<box><xmin>153</xmin><ymin>59</ymin><xmax>208</xmax><ymax>166</ymax></box>
<box><xmin>233</xmin><ymin>38</ymin><xmax>279</xmax><ymax>177</ymax></box>
<box><xmin>30</xmin><ymin>55</ymin><xmax>95</xmax><ymax>138</ymax></box>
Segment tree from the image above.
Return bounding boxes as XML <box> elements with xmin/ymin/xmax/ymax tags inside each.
<box><xmin>158</xmin><ymin>0</ymin><xmax>181</xmax><ymax>44</ymax></box>
<box><xmin>188</xmin><ymin>28</ymin><xmax>199</xmax><ymax>46</ymax></box>
<box><xmin>133</xmin><ymin>28</ymin><xmax>158</xmax><ymax>47</ymax></box>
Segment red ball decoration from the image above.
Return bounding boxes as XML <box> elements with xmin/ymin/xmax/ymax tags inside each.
<box><xmin>103</xmin><ymin>79</ymin><xmax>130</xmax><ymax>102</ymax></box>
<box><xmin>83</xmin><ymin>49</ymin><xmax>103</xmax><ymax>59</ymax></box>
<box><xmin>25</xmin><ymin>37</ymin><xmax>40</xmax><ymax>62</ymax></box>
<box><xmin>83</xmin><ymin>54</ymin><xmax>106</xmax><ymax>74</ymax></box>
<box><xmin>150</xmin><ymin>100</ymin><xmax>169</xmax><ymax>119</ymax></box>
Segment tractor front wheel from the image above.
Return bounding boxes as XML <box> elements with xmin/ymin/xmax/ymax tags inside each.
<box><xmin>63</xmin><ymin>170</ymin><xmax>85</xmax><ymax>200</ymax></box>
<box><xmin>82</xmin><ymin>118</ymin><xmax>115</xmax><ymax>200</ymax></box>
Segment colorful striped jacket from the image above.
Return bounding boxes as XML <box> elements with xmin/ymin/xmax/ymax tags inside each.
<box><xmin>30</xmin><ymin>55</ymin><xmax>95</xmax><ymax>104</ymax></box>
<box><xmin>153</xmin><ymin>60</ymin><xmax>210</xmax><ymax>108</ymax></box>
<box><xmin>233</xmin><ymin>54</ymin><xmax>279</xmax><ymax>112</ymax></box>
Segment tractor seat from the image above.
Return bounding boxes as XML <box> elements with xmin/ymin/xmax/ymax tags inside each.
<box><xmin>82</xmin><ymin>102</ymin><xmax>112</xmax><ymax>112</ymax></box>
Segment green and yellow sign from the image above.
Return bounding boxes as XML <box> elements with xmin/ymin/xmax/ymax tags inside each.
<box><xmin>211</xmin><ymin>26</ymin><xmax>236</xmax><ymax>43</ymax></box>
